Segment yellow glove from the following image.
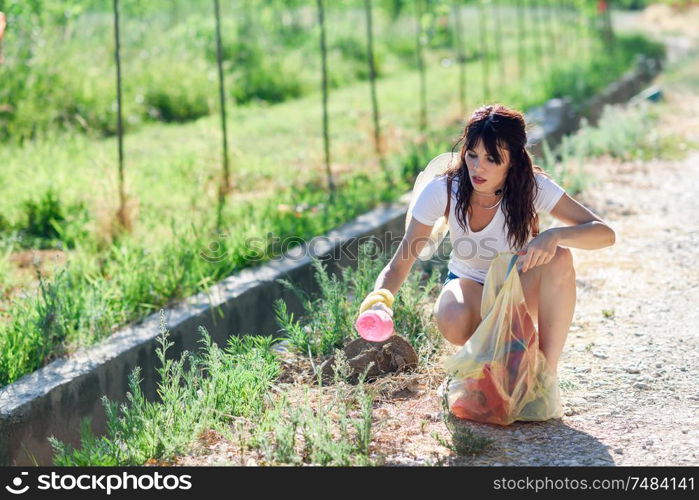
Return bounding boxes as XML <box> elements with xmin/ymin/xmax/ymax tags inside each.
<box><xmin>371</xmin><ymin>288</ymin><xmax>394</xmax><ymax>307</ymax></box>
<box><xmin>359</xmin><ymin>288</ymin><xmax>395</xmax><ymax>314</ymax></box>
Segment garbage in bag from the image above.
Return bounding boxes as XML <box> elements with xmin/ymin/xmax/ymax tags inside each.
<box><xmin>443</xmin><ymin>251</ymin><xmax>563</xmax><ymax>426</ymax></box>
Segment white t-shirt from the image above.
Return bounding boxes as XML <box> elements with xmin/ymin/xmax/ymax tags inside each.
<box><xmin>410</xmin><ymin>172</ymin><xmax>566</xmax><ymax>284</ymax></box>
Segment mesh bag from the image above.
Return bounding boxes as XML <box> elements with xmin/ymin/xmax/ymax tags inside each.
<box><xmin>443</xmin><ymin>251</ymin><xmax>563</xmax><ymax>425</ymax></box>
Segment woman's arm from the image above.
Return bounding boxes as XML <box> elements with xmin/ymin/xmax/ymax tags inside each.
<box><xmin>372</xmin><ymin>216</ymin><xmax>435</xmax><ymax>298</ymax></box>
<box><xmin>549</xmin><ymin>221</ymin><xmax>615</xmax><ymax>250</ymax></box>
<box><xmin>518</xmin><ymin>193</ymin><xmax>616</xmax><ymax>272</ymax></box>
<box><xmin>548</xmin><ymin>193</ymin><xmax>616</xmax><ymax>250</ymax></box>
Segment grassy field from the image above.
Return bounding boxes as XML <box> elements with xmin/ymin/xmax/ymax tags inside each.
<box><xmin>0</xmin><ymin>1</ymin><xmax>550</xmax><ymax>140</ymax></box>
<box><xmin>0</xmin><ymin>0</ymin><xmax>666</xmax><ymax>388</ymax></box>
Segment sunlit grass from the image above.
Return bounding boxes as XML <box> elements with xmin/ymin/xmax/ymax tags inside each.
<box><xmin>49</xmin><ymin>240</ymin><xmax>444</xmax><ymax>466</ymax></box>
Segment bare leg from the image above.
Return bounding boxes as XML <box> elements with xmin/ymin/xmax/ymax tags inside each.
<box><xmin>519</xmin><ymin>246</ymin><xmax>576</xmax><ymax>372</ymax></box>
<box><xmin>433</xmin><ymin>277</ymin><xmax>484</xmax><ymax>346</ymax></box>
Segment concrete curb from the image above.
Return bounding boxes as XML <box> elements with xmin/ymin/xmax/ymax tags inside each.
<box><xmin>0</xmin><ymin>54</ymin><xmax>662</xmax><ymax>466</ymax></box>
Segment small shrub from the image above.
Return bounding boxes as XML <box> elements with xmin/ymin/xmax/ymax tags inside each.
<box><xmin>249</xmin><ymin>365</ymin><xmax>377</xmax><ymax>466</ymax></box>
<box><xmin>231</xmin><ymin>57</ymin><xmax>306</xmax><ymax>105</ymax></box>
<box><xmin>144</xmin><ymin>89</ymin><xmax>210</xmax><ymax>123</ymax></box>
<box><xmin>274</xmin><ymin>240</ymin><xmax>443</xmax><ymax>364</ymax></box>
<box><xmin>435</xmin><ymin>380</ymin><xmax>494</xmax><ymax>456</ymax></box>
<box><xmin>16</xmin><ymin>189</ymin><xmax>89</xmax><ymax>249</ymax></box>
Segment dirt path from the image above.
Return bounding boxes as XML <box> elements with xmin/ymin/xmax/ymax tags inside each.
<box><xmin>543</xmin><ymin>160</ymin><xmax>699</xmax><ymax>467</ymax></box>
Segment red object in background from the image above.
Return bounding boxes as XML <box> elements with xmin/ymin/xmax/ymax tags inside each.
<box><xmin>598</xmin><ymin>0</ymin><xmax>608</xmax><ymax>13</ymax></box>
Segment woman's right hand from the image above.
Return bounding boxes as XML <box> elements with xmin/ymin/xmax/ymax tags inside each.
<box><xmin>363</xmin><ymin>216</ymin><xmax>434</xmax><ymax>316</ymax></box>
<box><xmin>359</xmin><ymin>288</ymin><xmax>394</xmax><ymax>317</ymax></box>
<box><xmin>368</xmin><ymin>301</ymin><xmax>393</xmax><ymax>317</ymax></box>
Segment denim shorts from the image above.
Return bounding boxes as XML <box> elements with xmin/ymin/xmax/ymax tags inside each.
<box><xmin>443</xmin><ymin>270</ymin><xmax>485</xmax><ymax>286</ymax></box>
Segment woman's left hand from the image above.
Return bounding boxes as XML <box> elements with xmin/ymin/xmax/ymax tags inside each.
<box><xmin>516</xmin><ymin>229</ymin><xmax>560</xmax><ymax>273</ymax></box>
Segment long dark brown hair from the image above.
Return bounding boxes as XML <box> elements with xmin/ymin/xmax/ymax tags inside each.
<box><xmin>444</xmin><ymin>103</ymin><xmax>551</xmax><ymax>251</ymax></box>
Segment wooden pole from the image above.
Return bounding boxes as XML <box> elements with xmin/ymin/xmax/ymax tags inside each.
<box><xmin>545</xmin><ymin>0</ymin><xmax>557</xmax><ymax>61</ymax></box>
<box><xmin>533</xmin><ymin>0</ymin><xmax>545</xmax><ymax>76</ymax></box>
<box><xmin>213</xmin><ymin>0</ymin><xmax>231</xmax><ymax>231</ymax></box>
<box><xmin>317</xmin><ymin>0</ymin><xmax>335</xmax><ymax>197</ymax></box>
<box><xmin>0</xmin><ymin>11</ymin><xmax>6</xmax><ymax>65</ymax></box>
<box><xmin>605</xmin><ymin>0</ymin><xmax>615</xmax><ymax>48</ymax></box>
<box><xmin>477</xmin><ymin>0</ymin><xmax>490</xmax><ymax>103</ymax></box>
<box><xmin>365</xmin><ymin>0</ymin><xmax>393</xmax><ymax>187</ymax></box>
<box><xmin>415</xmin><ymin>0</ymin><xmax>427</xmax><ymax>134</ymax></box>
<box><xmin>493</xmin><ymin>0</ymin><xmax>505</xmax><ymax>87</ymax></box>
<box><xmin>517</xmin><ymin>0</ymin><xmax>526</xmax><ymax>80</ymax></box>
<box><xmin>452</xmin><ymin>2</ymin><xmax>467</xmax><ymax>119</ymax></box>
<box><xmin>112</xmin><ymin>0</ymin><xmax>127</xmax><ymax>229</ymax></box>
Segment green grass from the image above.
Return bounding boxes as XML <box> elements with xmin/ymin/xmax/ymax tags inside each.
<box><xmin>658</xmin><ymin>45</ymin><xmax>699</xmax><ymax>93</ymax></box>
<box><xmin>558</xmin><ymin>376</ymin><xmax>579</xmax><ymax>392</ymax></box>
<box><xmin>48</xmin><ymin>241</ymin><xmax>445</xmax><ymax>466</ymax></box>
<box><xmin>3</xmin><ymin>1</ymin><xmax>612</xmax><ymax>142</ymax></box>
<box><xmin>540</xmin><ymin>94</ymin><xmax>690</xmax><ymax>196</ymax></box>
<box><xmin>247</xmin><ymin>357</ymin><xmax>377</xmax><ymax>466</ymax></box>
<box><xmin>0</xmin><ymin>159</ymin><xmax>428</xmax><ymax>386</ymax></box>
<box><xmin>602</xmin><ymin>309</ymin><xmax>615</xmax><ymax>319</ymax></box>
<box><xmin>570</xmin><ymin>104</ymin><xmax>681</xmax><ymax>161</ymax></box>
<box><xmin>434</xmin><ymin>381</ymin><xmax>495</xmax><ymax>457</ymax></box>
<box><xmin>0</xmin><ymin>2</ymin><xmax>483</xmax><ymax>142</ymax></box>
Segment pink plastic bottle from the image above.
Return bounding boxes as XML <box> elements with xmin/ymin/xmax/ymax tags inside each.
<box><xmin>355</xmin><ymin>309</ymin><xmax>394</xmax><ymax>342</ymax></box>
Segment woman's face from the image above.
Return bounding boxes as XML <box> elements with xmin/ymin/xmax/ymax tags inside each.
<box><xmin>465</xmin><ymin>139</ymin><xmax>511</xmax><ymax>194</ymax></box>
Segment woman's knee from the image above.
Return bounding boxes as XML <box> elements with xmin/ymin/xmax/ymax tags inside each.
<box><xmin>434</xmin><ymin>301</ymin><xmax>478</xmax><ymax>346</ymax></box>
<box><xmin>547</xmin><ymin>246</ymin><xmax>575</xmax><ymax>280</ymax></box>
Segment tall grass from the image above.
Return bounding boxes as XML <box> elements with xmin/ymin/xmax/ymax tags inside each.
<box><xmin>0</xmin><ymin>153</ymin><xmax>427</xmax><ymax>386</ymax></box>
<box><xmin>541</xmin><ymin>98</ymin><xmax>689</xmax><ymax>195</ymax></box>
<box><xmin>0</xmin><ymin>2</ymin><xmax>459</xmax><ymax>142</ymax></box>
<box><xmin>0</xmin><ymin>241</ymin><xmax>14</xmax><ymax>302</ymax></box>
<box><xmin>1</xmin><ymin>3</ymin><xmax>647</xmax><ymax>142</ymax></box>
<box><xmin>568</xmin><ymin>103</ymin><xmax>685</xmax><ymax>161</ymax></box>
<box><xmin>249</xmin><ymin>359</ymin><xmax>377</xmax><ymax>466</ymax></box>
<box><xmin>49</xmin><ymin>240</ymin><xmax>444</xmax><ymax>466</ymax></box>
<box><xmin>7</xmin><ymin>188</ymin><xmax>90</xmax><ymax>250</ymax></box>
<box><xmin>542</xmin><ymin>34</ymin><xmax>665</xmax><ymax>105</ymax></box>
